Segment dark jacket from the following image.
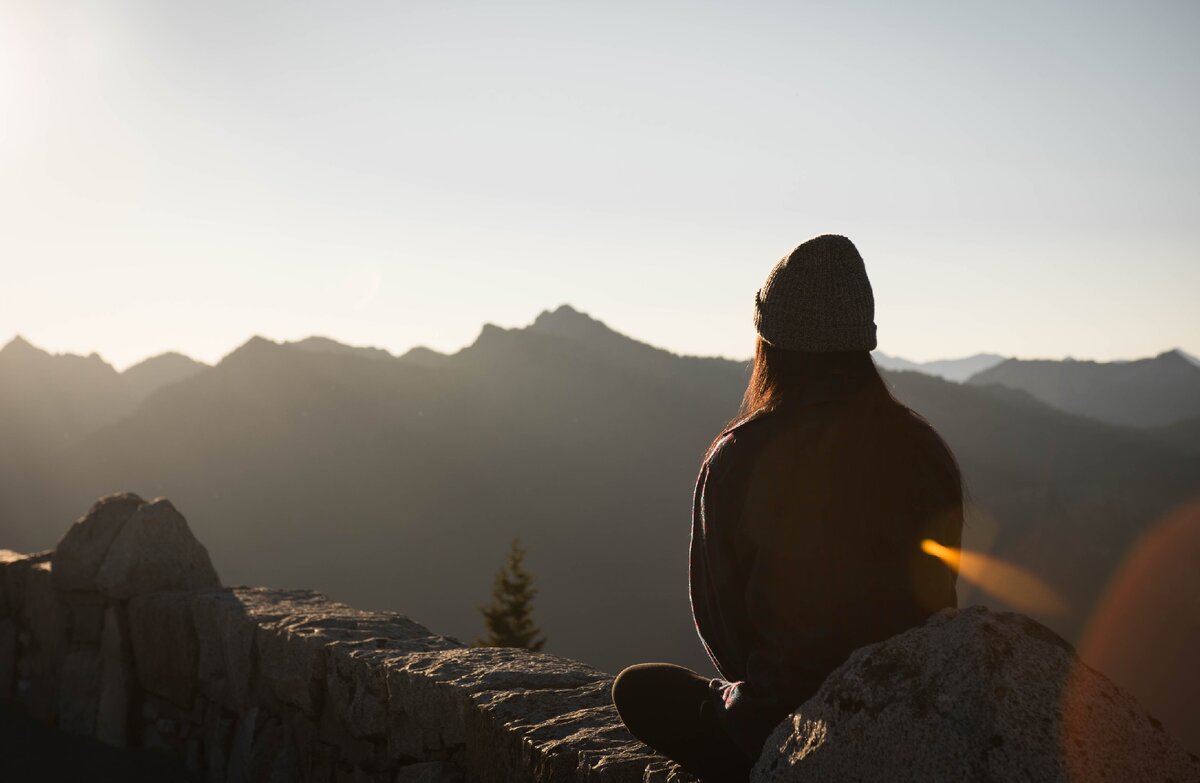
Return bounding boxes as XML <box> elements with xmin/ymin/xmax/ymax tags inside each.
<box><xmin>688</xmin><ymin>373</ymin><xmax>963</xmax><ymax>759</ymax></box>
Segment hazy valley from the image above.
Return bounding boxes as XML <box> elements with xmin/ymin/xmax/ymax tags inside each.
<box><xmin>3</xmin><ymin>305</ymin><xmax>1199</xmax><ymax>747</ymax></box>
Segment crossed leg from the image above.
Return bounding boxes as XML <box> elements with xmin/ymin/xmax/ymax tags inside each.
<box><xmin>611</xmin><ymin>662</ymin><xmax>754</xmax><ymax>782</ymax></box>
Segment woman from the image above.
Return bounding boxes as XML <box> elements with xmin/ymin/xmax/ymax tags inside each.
<box><xmin>611</xmin><ymin>234</ymin><xmax>964</xmax><ymax>781</ymax></box>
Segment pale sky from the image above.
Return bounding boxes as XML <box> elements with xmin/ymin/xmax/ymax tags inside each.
<box><xmin>2</xmin><ymin>0</ymin><xmax>1197</xmax><ymax>370</ymax></box>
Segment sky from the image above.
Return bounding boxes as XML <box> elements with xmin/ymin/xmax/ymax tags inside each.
<box><xmin>2</xmin><ymin>0</ymin><xmax>1197</xmax><ymax>370</ymax></box>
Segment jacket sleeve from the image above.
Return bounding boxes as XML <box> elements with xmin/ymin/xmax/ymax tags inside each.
<box><xmin>690</xmin><ymin>430</ymin><xmax>765</xmax><ymax>683</ymax></box>
<box><xmin>706</xmin><ymin>429</ymin><xmax>843</xmax><ymax>758</ymax></box>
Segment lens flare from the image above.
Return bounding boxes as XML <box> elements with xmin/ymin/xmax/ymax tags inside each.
<box><xmin>1070</xmin><ymin>498</ymin><xmax>1200</xmax><ymax>757</ymax></box>
<box><xmin>921</xmin><ymin>539</ymin><xmax>1068</xmax><ymax>616</ymax></box>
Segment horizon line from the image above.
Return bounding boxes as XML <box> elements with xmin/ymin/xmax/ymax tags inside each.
<box><xmin>2</xmin><ymin>303</ymin><xmax>1196</xmax><ymax>373</ymax></box>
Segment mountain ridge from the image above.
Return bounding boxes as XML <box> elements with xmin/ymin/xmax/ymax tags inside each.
<box><xmin>4</xmin><ymin>310</ymin><xmax>1197</xmax><ymax>648</ymax></box>
<box><xmin>873</xmin><ymin>351</ymin><xmax>1007</xmax><ymax>382</ymax></box>
<box><xmin>2</xmin><ymin>306</ymin><xmax>1198</xmax><ymax>753</ymax></box>
<box><xmin>967</xmin><ymin>349</ymin><xmax>1200</xmax><ymax>427</ymax></box>
<box><xmin>6</xmin><ymin>323</ymin><xmax>1193</xmax><ymax>385</ymax></box>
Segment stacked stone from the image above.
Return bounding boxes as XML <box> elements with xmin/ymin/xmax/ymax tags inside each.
<box><xmin>0</xmin><ymin>494</ymin><xmax>692</xmax><ymax>783</ymax></box>
<box><xmin>7</xmin><ymin>494</ymin><xmax>1198</xmax><ymax>782</ymax></box>
<box><xmin>1</xmin><ymin>493</ymin><xmax>220</xmax><ymax>744</ymax></box>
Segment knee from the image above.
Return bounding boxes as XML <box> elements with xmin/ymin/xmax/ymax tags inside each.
<box><xmin>611</xmin><ymin>664</ymin><xmax>641</xmax><ymax>707</ymax></box>
<box><xmin>611</xmin><ymin>663</ymin><xmax>658</xmax><ymax>712</ymax></box>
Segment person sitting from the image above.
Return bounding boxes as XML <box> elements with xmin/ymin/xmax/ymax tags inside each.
<box><xmin>611</xmin><ymin>234</ymin><xmax>964</xmax><ymax>781</ymax></box>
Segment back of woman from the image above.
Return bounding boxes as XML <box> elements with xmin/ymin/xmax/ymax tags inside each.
<box><xmin>612</xmin><ymin>235</ymin><xmax>964</xmax><ymax>782</ymax></box>
<box><xmin>717</xmin><ymin>380</ymin><xmax>962</xmax><ymax>687</ymax></box>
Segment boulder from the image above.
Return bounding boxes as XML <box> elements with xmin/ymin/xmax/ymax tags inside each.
<box><xmin>202</xmin><ymin>697</ymin><xmax>235</xmax><ymax>783</ymax></box>
<box><xmin>0</xmin><ymin>548</ymin><xmax>31</xmax><ymax>616</ymax></box>
<box><xmin>0</xmin><ymin>616</ymin><xmax>16</xmax><ymax>698</ymax></box>
<box><xmin>1</xmin><ymin>553</ymin><xmax>49</xmax><ymax>700</ymax></box>
<box><xmin>57</xmin><ymin>646</ymin><xmax>102</xmax><ymax>735</ymax></box>
<box><xmin>192</xmin><ymin>589</ymin><xmax>259</xmax><ymax>712</ymax></box>
<box><xmin>97</xmin><ymin>604</ymin><xmax>134</xmax><ymax>746</ymax></box>
<box><xmin>94</xmin><ymin>498</ymin><xmax>220</xmax><ymax>599</ymax></box>
<box><xmin>66</xmin><ymin>590</ymin><xmax>110</xmax><ymax>644</ymax></box>
<box><xmin>2</xmin><ymin>550</ymin><xmax>51</xmax><ymax>625</ymax></box>
<box><xmin>129</xmin><ymin>591</ymin><xmax>201</xmax><ymax>708</ymax></box>
<box><xmin>21</xmin><ymin>561</ymin><xmax>68</xmax><ymax>722</ymax></box>
<box><xmin>248</xmin><ymin>716</ymin><xmax>292</xmax><ymax>783</ymax></box>
<box><xmin>394</xmin><ymin>762</ymin><xmax>465</xmax><ymax>782</ymax></box>
<box><xmin>52</xmin><ymin>493</ymin><xmax>144</xmax><ymax>592</ymax></box>
<box><xmin>226</xmin><ymin>706</ymin><xmax>261</xmax><ymax>783</ymax></box>
<box><xmin>751</xmin><ymin>606</ymin><xmax>1200</xmax><ymax>782</ymax></box>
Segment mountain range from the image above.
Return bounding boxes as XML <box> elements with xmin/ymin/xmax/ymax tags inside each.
<box><xmin>2</xmin><ymin>306</ymin><xmax>1198</xmax><ymax>748</ymax></box>
<box><xmin>967</xmin><ymin>351</ymin><xmax>1200</xmax><ymax>428</ymax></box>
<box><xmin>871</xmin><ymin>351</ymin><xmax>1006</xmax><ymax>382</ymax></box>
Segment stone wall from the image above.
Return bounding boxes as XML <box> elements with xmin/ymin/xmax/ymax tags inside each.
<box><xmin>0</xmin><ymin>494</ymin><xmax>692</xmax><ymax>783</ymax></box>
<box><xmin>5</xmin><ymin>494</ymin><xmax>1198</xmax><ymax>783</ymax></box>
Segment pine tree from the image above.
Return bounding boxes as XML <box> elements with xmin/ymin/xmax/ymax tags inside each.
<box><xmin>475</xmin><ymin>537</ymin><xmax>546</xmax><ymax>651</ymax></box>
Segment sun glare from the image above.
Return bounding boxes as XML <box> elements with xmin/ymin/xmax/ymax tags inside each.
<box><xmin>921</xmin><ymin>538</ymin><xmax>1068</xmax><ymax>617</ymax></box>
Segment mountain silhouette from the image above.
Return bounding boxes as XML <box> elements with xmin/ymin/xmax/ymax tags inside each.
<box><xmin>122</xmin><ymin>352</ymin><xmax>208</xmax><ymax>402</ymax></box>
<box><xmin>0</xmin><ymin>336</ymin><xmax>136</xmax><ymax>440</ymax></box>
<box><xmin>872</xmin><ymin>351</ymin><xmax>1006</xmax><ymax>382</ymax></box>
<box><xmin>289</xmin><ymin>336</ymin><xmax>397</xmax><ymax>362</ymax></box>
<box><xmin>1149</xmin><ymin>415</ymin><xmax>1200</xmax><ymax>455</ymax></box>
<box><xmin>966</xmin><ymin>350</ymin><xmax>1200</xmax><ymax>428</ymax></box>
<box><xmin>397</xmin><ymin>345</ymin><xmax>450</xmax><ymax>367</ymax></box>
<box><xmin>1</xmin><ymin>313</ymin><xmax>1197</xmax><ymax>708</ymax></box>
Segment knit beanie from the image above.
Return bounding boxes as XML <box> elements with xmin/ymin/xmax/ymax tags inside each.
<box><xmin>753</xmin><ymin>234</ymin><xmax>877</xmax><ymax>352</ymax></box>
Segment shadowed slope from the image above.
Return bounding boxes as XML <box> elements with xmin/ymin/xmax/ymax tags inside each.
<box><xmin>122</xmin><ymin>352</ymin><xmax>207</xmax><ymax>403</ymax></box>
<box><xmin>873</xmin><ymin>351</ymin><xmax>1005</xmax><ymax>382</ymax></box>
<box><xmin>967</xmin><ymin>350</ymin><xmax>1200</xmax><ymax>427</ymax></box>
<box><xmin>1</xmin><ymin>311</ymin><xmax>1197</xmax><ymax>689</ymax></box>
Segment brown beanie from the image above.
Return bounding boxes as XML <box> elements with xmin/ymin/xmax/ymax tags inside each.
<box><xmin>753</xmin><ymin>234</ymin><xmax>877</xmax><ymax>352</ymax></box>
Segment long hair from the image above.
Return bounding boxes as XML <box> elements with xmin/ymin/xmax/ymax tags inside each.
<box><xmin>705</xmin><ymin>337</ymin><xmax>961</xmax><ymax>488</ymax></box>
<box><xmin>706</xmin><ymin>337</ymin><xmax>886</xmax><ymax>457</ymax></box>
<box><xmin>704</xmin><ymin>335</ymin><xmax>967</xmax><ymax>558</ymax></box>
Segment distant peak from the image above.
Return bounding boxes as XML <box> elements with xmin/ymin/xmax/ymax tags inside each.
<box><xmin>289</xmin><ymin>335</ymin><xmax>395</xmax><ymax>361</ymax></box>
<box><xmin>218</xmin><ymin>335</ymin><xmax>285</xmax><ymax>366</ymax></box>
<box><xmin>479</xmin><ymin>322</ymin><xmax>509</xmax><ymax>336</ymax></box>
<box><xmin>399</xmin><ymin>345</ymin><xmax>446</xmax><ymax>359</ymax></box>
<box><xmin>1154</xmin><ymin>348</ymin><xmax>1200</xmax><ymax>368</ymax></box>
<box><xmin>243</xmin><ymin>335</ymin><xmax>278</xmax><ymax>350</ymax></box>
<box><xmin>0</xmin><ymin>335</ymin><xmax>73</xmax><ymax>366</ymax></box>
<box><xmin>529</xmin><ymin>304</ymin><xmax>618</xmax><ymax>342</ymax></box>
<box><xmin>0</xmin><ymin>336</ymin><xmax>121</xmax><ymax>377</ymax></box>
<box><xmin>398</xmin><ymin>345</ymin><xmax>449</xmax><ymax>366</ymax></box>
<box><xmin>533</xmin><ymin>303</ymin><xmax>594</xmax><ymax>326</ymax></box>
<box><xmin>456</xmin><ymin>322</ymin><xmax>515</xmax><ymax>356</ymax></box>
<box><xmin>1</xmin><ymin>334</ymin><xmax>41</xmax><ymax>356</ymax></box>
<box><xmin>292</xmin><ymin>336</ymin><xmax>342</xmax><ymax>349</ymax></box>
<box><xmin>154</xmin><ymin>351</ymin><xmax>204</xmax><ymax>364</ymax></box>
<box><xmin>1161</xmin><ymin>347</ymin><xmax>1190</xmax><ymax>359</ymax></box>
<box><xmin>122</xmin><ymin>351</ymin><xmax>206</xmax><ymax>372</ymax></box>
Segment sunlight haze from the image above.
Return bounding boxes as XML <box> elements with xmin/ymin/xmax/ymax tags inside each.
<box><xmin>2</xmin><ymin>0</ymin><xmax>1197</xmax><ymax>369</ymax></box>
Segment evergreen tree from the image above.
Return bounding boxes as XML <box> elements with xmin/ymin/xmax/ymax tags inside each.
<box><xmin>475</xmin><ymin>537</ymin><xmax>546</xmax><ymax>651</ymax></box>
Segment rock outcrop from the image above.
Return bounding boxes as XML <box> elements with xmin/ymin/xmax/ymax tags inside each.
<box><xmin>1</xmin><ymin>496</ymin><xmax>695</xmax><ymax>782</ymax></box>
<box><xmin>55</xmin><ymin>493</ymin><xmax>222</xmax><ymax>599</ymax></box>
<box><xmin>6</xmin><ymin>496</ymin><xmax>1198</xmax><ymax>782</ymax></box>
<box><xmin>751</xmin><ymin>606</ymin><xmax>1200</xmax><ymax>782</ymax></box>
<box><xmin>52</xmin><ymin>493</ymin><xmax>145</xmax><ymax>592</ymax></box>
